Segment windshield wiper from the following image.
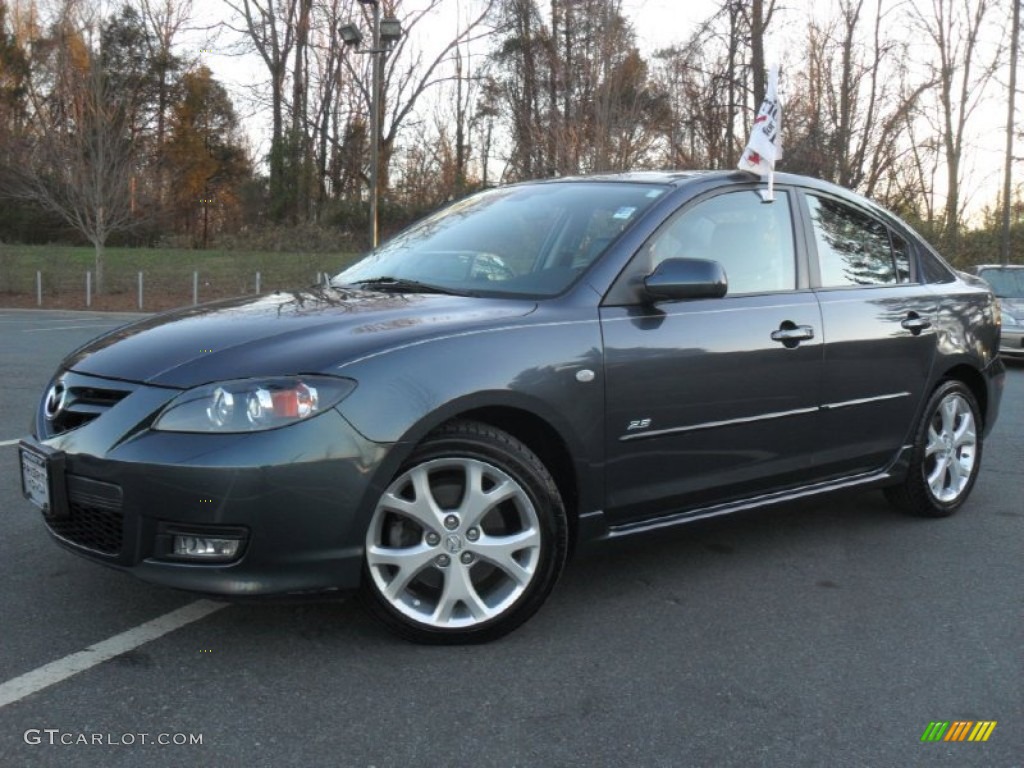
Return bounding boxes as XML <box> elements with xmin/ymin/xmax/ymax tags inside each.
<box><xmin>348</xmin><ymin>277</ymin><xmax>466</xmax><ymax>296</ymax></box>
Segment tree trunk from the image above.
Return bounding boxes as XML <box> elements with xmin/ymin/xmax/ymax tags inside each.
<box><xmin>751</xmin><ymin>0</ymin><xmax>766</xmax><ymax>106</ymax></box>
<box><xmin>1003</xmin><ymin>0</ymin><xmax>1020</xmax><ymax>265</ymax></box>
<box><xmin>94</xmin><ymin>239</ymin><xmax>105</xmax><ymax>295</ymax></box>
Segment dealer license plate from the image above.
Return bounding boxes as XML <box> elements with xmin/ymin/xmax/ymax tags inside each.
<box><xmin>20</xmin><ymin>445</ymin><xmax>51</xmax><ymax>512</ymax></box>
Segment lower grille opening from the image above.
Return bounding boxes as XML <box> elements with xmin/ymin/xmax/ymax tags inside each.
<box><xmin>48</xmin><ymin>504</ymin><xmax>124</xmax><ymax>556</ymax></box>
<box><xmin>47</xmin><ymin>475</ymin><xmax>124</xmax><ymax>556</ymax></box>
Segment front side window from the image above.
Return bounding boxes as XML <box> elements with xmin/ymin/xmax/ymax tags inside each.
<box><xmin>808</xmin><ymin>195</ymin><xmax>897</xmax><ymax>287</ymax></box>
<box><xmin>647</xmin><ymin>190</ymin><xmax>796</xmax><ymax>294</ymax></box>
<box><xmin>335</xmin><ymin>182</ymin><xmax>668</xmax><ymax>297</ymax></box>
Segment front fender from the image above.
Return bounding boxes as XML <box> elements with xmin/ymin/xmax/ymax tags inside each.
<box><xmin>334</xmin><ymin>309</ymin><xmax>606</xmax><ymax>529</ymax></box>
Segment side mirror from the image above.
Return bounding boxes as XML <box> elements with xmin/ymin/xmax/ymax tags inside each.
<box><xmin>642</xmin><ymin>258</ymin><xmax>728</xmax><ymax>302</ymax></box>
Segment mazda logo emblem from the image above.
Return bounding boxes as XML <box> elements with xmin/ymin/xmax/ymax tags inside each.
<box><xmin>44</xmin><ymin>380</ymin><xmax>67</xmax><ymax>420</ymax></box>
<box><xmin>444</xmin><ymin>534</ymin><xmax>463</xmax><ymax>554</ymax></box>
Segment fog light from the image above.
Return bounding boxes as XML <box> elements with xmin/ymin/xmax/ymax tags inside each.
<box><xmin>173</xmin><ymin>535</ymin><xmax>242</xmax><ymax>561</ymax></box>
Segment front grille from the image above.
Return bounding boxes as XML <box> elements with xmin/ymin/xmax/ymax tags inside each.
<box><xmin>45</xmin><ymin>373</ymin><xmax>135</xmax><ymax>436</ymax></box>
<box><xmin>47</xmin><ymin>475</ymin><xmax>124</xmax><ymax>556</ymax></box>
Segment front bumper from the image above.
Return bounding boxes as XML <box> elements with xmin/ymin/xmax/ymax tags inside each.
<box><xmin>24</xmin><ymin>373</ymin><xmax>390</xmax><ymax>598</ymax></box>
<box><xmin>998</xmin><ymin>326</ymin><xmax>1024</xmax><ymax>358</ymax></box>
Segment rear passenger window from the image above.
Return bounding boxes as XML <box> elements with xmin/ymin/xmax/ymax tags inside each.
<box><xmin>917</xmin><ymin>247</ymin><xmax>956</xmax><ymax>284</ymax></box>
<box><xmin>892</xmin><ymin>233</ymin><xmax>911</xmax><ymax>283</ymax></box>
<box><xmin>808</xmin><ymin>195</ymin><xmax>896</xmax><ymax>287</ymax></box>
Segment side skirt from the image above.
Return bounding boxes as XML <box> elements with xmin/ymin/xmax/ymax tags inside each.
<box><xmin>577</xmin><ymin>444</ymin><xmax>914</xmax><ymax>544</ymax></box>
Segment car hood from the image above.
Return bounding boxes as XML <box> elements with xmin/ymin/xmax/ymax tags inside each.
<box><xmin>63</xmin><ymin>287</ymin><xmax>537</xmax><ymax>388</ymax></box>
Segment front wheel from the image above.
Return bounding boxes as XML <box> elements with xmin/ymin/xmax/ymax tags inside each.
<box><xmin>884</xmin><ymin>380</ymin><xmax>982</xmax><ymax>517</ymax></box>
<box><xmin>360</xmin><ymin>420</ymin><xmax>568</xmax><ymax>644</ymax></box>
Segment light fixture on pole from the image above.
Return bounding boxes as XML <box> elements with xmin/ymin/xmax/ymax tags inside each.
<box><xmin>340</xmin><ymin>1</ymin><xmax>403</xmax><ymax>249</ymax></box>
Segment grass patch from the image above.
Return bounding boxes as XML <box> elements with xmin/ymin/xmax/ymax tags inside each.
<box><xmin>0</xmin><ymin>245</ymin><xmax>362</xmax><ymax>311</ymax></box>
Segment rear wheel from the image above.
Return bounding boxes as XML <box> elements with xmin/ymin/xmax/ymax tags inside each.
<box><xmin>884</xmin><ymin>380</ymin><xmax>982</xmax><ymax>517</ymax></box>
<box><xmin>360</xmin><ymin>420</ymin><xmax>568</xmax><ymax>644</ymax></box>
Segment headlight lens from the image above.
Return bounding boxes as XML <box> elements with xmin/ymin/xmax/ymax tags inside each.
<box><xmin>153</xmin><ymin>376</ymin><xmax>356</xmax><ymax>433</ymax></box>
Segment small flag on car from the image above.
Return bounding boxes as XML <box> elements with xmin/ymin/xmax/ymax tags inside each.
<box><xmin>738</xmin><ymin>65</ymin><xmax>782</xmax><ymax>200</ymax></box>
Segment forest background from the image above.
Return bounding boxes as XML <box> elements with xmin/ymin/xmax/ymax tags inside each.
<box><xmin>0</xmin><ymin>0</ymin><xmax>1020</xmax><ymax>306</ymax></box>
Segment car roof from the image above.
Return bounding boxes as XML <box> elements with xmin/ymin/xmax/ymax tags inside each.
<box><xmin>974</xmin><ymin>264</ymin><xmax>1024</xmax><ymax>270</ymax></box>
<box><xmin>529</xmin><ymin>170</ymin><xmax>863</xmax><ymax>193</ymax></box>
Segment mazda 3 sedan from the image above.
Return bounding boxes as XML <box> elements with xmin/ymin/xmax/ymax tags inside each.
<box><xmin>20</xmin><ymin>171</ymin><xmax>1005</xmax><ymax>644</ymax></box>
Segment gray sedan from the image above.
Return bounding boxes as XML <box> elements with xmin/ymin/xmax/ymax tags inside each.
<box><xmin>20</xmin><ymin>171</ymin><xmax>1005</xmax><ymax>644</ymax></box>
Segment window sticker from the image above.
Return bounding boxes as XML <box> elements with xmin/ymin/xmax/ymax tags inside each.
<box><xmin>613</xmin><ymin>206</ymin><xmax>636</xmax><ymax>220</ymax></box>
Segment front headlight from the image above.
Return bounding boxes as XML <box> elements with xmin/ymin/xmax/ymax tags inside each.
<box><xmin>152</xmin><ymin>376</ymin><xmax>357</xmax><ymax>433</ymax></box>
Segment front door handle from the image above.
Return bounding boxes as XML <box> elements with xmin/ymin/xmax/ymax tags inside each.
<box><xmin>901</xmin><ymin>313</ymin><xmax>932</xmax><ymax>335</ymax></box>
<box><xmin>771</xmin><ymin>322</ymin><xmax>815</xmax><ymax>348</ymax></box>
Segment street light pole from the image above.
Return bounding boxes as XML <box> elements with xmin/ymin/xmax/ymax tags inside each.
<box><xmin>369</xmin><ymin>0</ymin><xmax>381</xmax><ymax>249</ymax></box>
<box><xmin>340</xmin><ymin>2</ymin><xmax>400</xmax><ymax>250</ymax></box>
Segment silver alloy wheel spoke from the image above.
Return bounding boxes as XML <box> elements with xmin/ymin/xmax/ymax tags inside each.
<box><xmin>366</xmin><ymin>457</ymin><xmax>542</xmax><ymax>629</ymax></box>
<box><xmin>367</xmin><ymin>543</ymin><xmax>437</xmax><ymax>600</ymax></box>
<box><xmin>459</xmin><ymin>471</ymin><xmax>521</xmax><ymax>530</ymax></box>
<box><xmin>953</xmin><ymin>416</ymin><xmax>976</xmax><ymax>449</ymax></box>
<box><xmin>940</xmin><ymin>398</ymin><xmax>957</xmax><ymax>435</ymax></box>
<box><xmin>433</xmin><ymin>560</ymin><xmax>492</xmax><ymax>623</ymax></box>
<box><xmin>473</xmin><ymin>528</ymin><xmax>540</xmax><ymax>586</ymax></box>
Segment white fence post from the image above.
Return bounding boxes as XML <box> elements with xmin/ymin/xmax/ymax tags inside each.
<box><xmin>255</xmin><ymin>271</ymin><xmax>261</xmax><ymax>294</ymax></box>
<box><xmin>86</xmin><ymin>271</ymin><xmax>91</xmax><ymax>308</ymax></box>
<box><xmin>138</xmin><ymin>271</ymin><xmax>144</xmax><ymax>310</ymax></box>
<box><xmin>36</xmin><ymin>271</ymin><xmax>42</xmax><ymax>306</ymax></box>
<box><xmin>193</xmin><ymin>271</ymin><xmax>198</xmax><ymax>305</ymax></box>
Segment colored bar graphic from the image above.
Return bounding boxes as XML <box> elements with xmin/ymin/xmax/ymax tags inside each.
<box><xmin>944</xmin><ymin>721</ymin><xmax>973</xmax><ymax>741</ymax></box>
<box><xmin>968</xmin><ymin>721</ymin><xmax>997</xmax><ymax>742</ymax></box>
<box><xmin>921</xmin><ymin>720</ymin><xmax>996</xmax><ymax>742</ymax></box>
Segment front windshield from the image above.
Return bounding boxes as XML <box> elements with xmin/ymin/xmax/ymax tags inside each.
<box><xmin>335</xmin><ymin>182</ymin><xmax>668</xmax><ymax>297</ymax></box>
<box><xmin>978</xmin><ymin>268</ymin><xmax>1024</xmax><ymax>298</ymax></box>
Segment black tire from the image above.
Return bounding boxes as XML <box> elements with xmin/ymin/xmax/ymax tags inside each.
<box><xmin>884</xmin><ymin>380</ymin><xmax>983</xmax><ymax>517</ymax></box>
<box><xmin>359</xmin><ymin>419</ymin><xmax>568</xmax><ymax>644</ymax></box>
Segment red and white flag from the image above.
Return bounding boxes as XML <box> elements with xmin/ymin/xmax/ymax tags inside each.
<box><xmin>738</xmin><ymin>65</ymin><xmax>782</xmax><ymax>179</ymax></box>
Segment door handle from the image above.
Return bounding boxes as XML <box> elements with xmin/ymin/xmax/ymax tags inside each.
<box><xmin>771</xmin><ymin>322</ymin><xmax>815</xmax><ymax>347</ymax></box>
<box><xmin>901</xmin><ymin>313</ymin><xmax>932</xmax><ymax>335</ymax></box>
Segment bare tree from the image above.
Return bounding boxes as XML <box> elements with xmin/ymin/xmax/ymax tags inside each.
<box><xmin>1</xmin><ymin>17</ymin><xmax>136</xmax><ymax>291</ymax></box>
<box><xmin>223</xmin><ymin>0</ymin><xmax>299</xmax><ymax>220</ymax></box>
<box><xmin>784</xmin><ymin>0</ymin><xmax>934</xmax><ymax>203</ymax></box>
<box><xmin>912</xmin><ymin>0</ymin><xmax>1003</xmax><ymax>254</ymax></box>
<box><xmin>139</xmin><ymin>0</ymin><xmax>193</xmax><ymax>207</ymax></box>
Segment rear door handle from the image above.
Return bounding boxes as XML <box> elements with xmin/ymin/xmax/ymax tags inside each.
<box><xmin>771</xmin><ymin>323</ymin><xmax>815</xmax><ymax>347</ymax></box>
<box><xmin>901</xmin><ymin>313</ymin><xmax>932</xmax><ymax>335</ymax></box>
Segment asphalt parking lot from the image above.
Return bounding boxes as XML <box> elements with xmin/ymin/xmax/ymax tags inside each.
<box><xmin>0</xmin><ymin>308</ymin><xmax>1020</xmax><ymax>767</ymax></box>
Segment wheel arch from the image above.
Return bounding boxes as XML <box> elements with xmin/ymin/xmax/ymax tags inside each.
<box><xmin>377</xmin><ymin>396</ymin><xmax>588</xmax><ymax>553</ymax></box>
<box><xmin>454</xmin><ymin>405</ymin><xmax>581</xmax><ymax>550</ymax></box>
<box><xmin>938</xmin><ymin>363</ymin><xmax>988</xmax><ymax>429</ymax></box>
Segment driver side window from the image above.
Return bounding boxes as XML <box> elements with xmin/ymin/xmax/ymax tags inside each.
<box><xmin>648</xmin><ymin>190</ymin><xmax>797</xmax><ymax>295</ymax></box>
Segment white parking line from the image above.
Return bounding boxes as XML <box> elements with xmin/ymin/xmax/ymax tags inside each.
<box><xmin>21</xmin><ymin>324</ymin><xmax>119</xmax><ymax>332</ymax></box>
<box><xmin>0</xmin><ymin>600</ymin><xmax>227</xmax><ymax>709</ymax></box>
<box><xmin>0</xmin><ymin>319</ymin><xmax>99</xmax><ymax>324</ymax></box>
<box><xmin>0</xmin><ymin>439</ymin><xmax>20</xmax><ymax>447</ymax></box>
